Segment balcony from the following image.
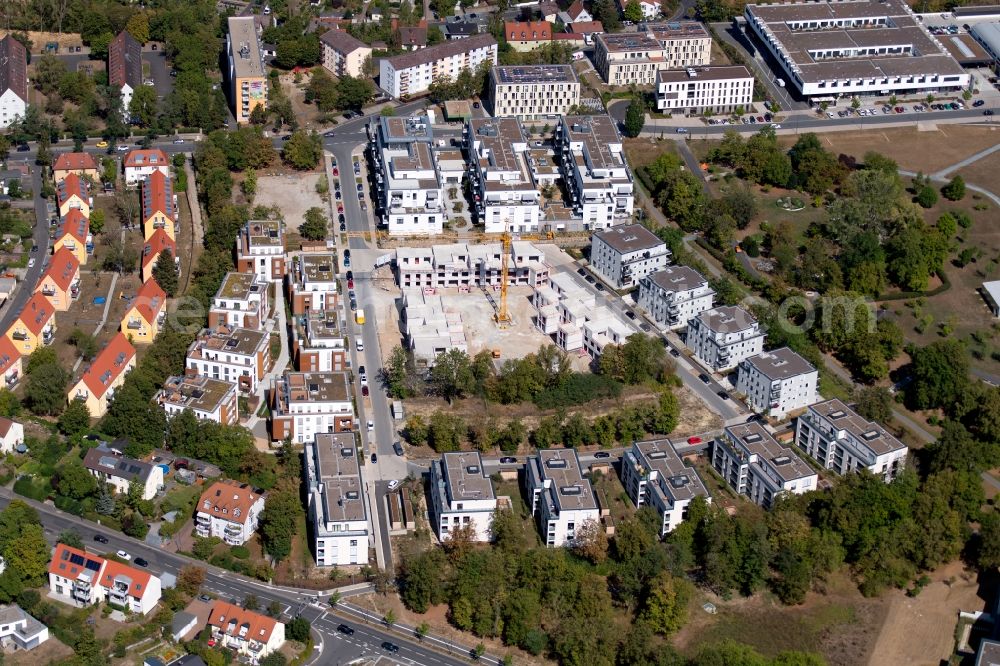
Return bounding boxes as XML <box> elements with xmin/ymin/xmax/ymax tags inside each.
<box><xmin>42</xmin><ymin>328</ymin><xmax>55</xmax><ymax>345</ymax></box>
<box><xmin>11</xmin><ymin>331</ymin><xmax>26</xmax><ymax>341</ymax></box>
<box><xmin>196</xmin><ymin>514</ymin><xmax>211</xmax><ymax>525</ymax></box>
<box><xmin>127</xmin><ymin>318</ymin><xmax>145</xmax><ymax>330</ymax></box>
<box><xmin>224</xmin><ymin>523</ymin><xmax>242</xmax><ymax>536</ymax></box>
<box><xmin>70</xmin><ymin>283</ymin><xmax>81</xmax><ymax>298</ymax></box>
<box><xmin>5</xmin><ymin>371</ymin><xmax>18</xmax><ymax>388</ymax></box>
<box><xmin>73</xmin><ymin>390</ymin><xmax>88</xmax><ymax>401</ymax></box>
<box><xmin>41</xmin><ymin>286</ymin><xmax>56</xmax><ymax>297</ymax></box>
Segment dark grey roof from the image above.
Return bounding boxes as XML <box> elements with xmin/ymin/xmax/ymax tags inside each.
<box><xmin>593</xmin><ymin>224</ymin><xmax>664</xmax><ymax>254</ymax></box>
<box><xmin>742</xmin><ymin>347</ymin><xmax>816</xmax><ymax>380</ymax></box>
<box><xmin>384</xmin><ymin>33</ymin><xmax>496</xmax><ymax>71</ymax></box>
<box><xmin>82</xmin><ymin>445</ymin><xmax>155</xmax><ymax>484</ymax></box>
<box><xmin>109</xmin><ymin>31</ymin><xmax>142</xmax><ymax>89</ymax></box>
<box><xmin>319</xmin><ymin>28</ymin><xmax>369</xmax><ymax>55</ymax></box>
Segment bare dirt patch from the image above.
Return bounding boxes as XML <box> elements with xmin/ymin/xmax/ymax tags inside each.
<box><xmin>254</xmin><ymin>173</ymin><xmax>325</xmax><ymax>232</ymax></box>
<box><xmin>869</xmin><ymin>561</ymin><xmax>991</xmax><ymax>666</ymax></box>
<box><xmin>624</xmin><ymin>137</ymin><xmax>682</xmax><ymax>171</ymax></box>
<box><xmin>958</xmin><ymin>151</ymin><xmax>1000</xmax><ymax>192</ymax></box>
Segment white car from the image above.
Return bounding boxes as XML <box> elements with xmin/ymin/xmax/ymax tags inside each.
<box><xmin>367</xmin><ymin>420</ymin><xmax>374</xmax><ymax>431</ymax></box>
<box><xmin>116</xmin><ymin>144</ymin><xmax>130</xmax><ymax>152</ymax></box>
<box><xmin>387</xmin><ymin>479</ymin><xmax>400</xmax><ymax>491</ymax></box>
<box><xmin>770</xmin><ymin>123</ymin><xmax>782</xmax><ymax>129</ymax></box>
<box><xmin>26</xmin><ymin>258</ymin><xmax>35</xmax><ymax>268</ymax></box>
<box><xmin>116</xmin><ymin>550</ymin><xmax>131</xmax><ymax>561</ymax></box>
<box><xmin>356</xmin><ymin>339</ymin><xmax>364</xmax><ymax>352</ymax></box>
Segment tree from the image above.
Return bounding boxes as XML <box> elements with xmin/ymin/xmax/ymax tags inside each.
<box><xmin>25</xmin><ymin>363</ymin><xmax>69</xmax><ymax>416</ymax></box>
<box><xmin>128</xmin><ymin>85</ymin><xmax>158</xmax><ymax>127</ymax></box>
<box><xmin>56</xmin><ymin>460</ymin><xmax>98</xmax><ymax>499</ymax></box>
<box><xmin>384</xmin><ymin>346</ymin><xmax>419</xmax><ymax>399</ymax></box>
<box><xmin>640</xmin><ymin>572</ymin><xmax>691</xmax><ymax>635</ymax></box>
<box><xmin>243</xmin><ymin>593</ymin><xmax>260</xmax><ymax>610</ymax></box>
<box><xmin>853</xmin><ymin>386</ymin><xmax>893</xmax><ymax>423</ymax></box>
<box><xmin>334</xmin><ymin>75</ymin><xmax>374</xmax><ymax>111</ymax></box>
<box><xmin>0</xmin><ymin>390</ymin><xmax>19</xmax><ymax>419</ymax></box>
<box><xmin>153</xmin><ymin>249</ymin><xmax>179</xmax><ymax>296</ymax></box>
<box><xmin>286</xmin><ymin>616</ymin><xmax>311</xmax><ymax>642</ymax></box>
<box><xmin>907</xmin><ymin>339</ymin><xmax>970</xmax><ymax>412</ymax></box>
<box><xmin>178</xmin><ymin>566</ymin><xmax>206</xmax><ymax>596</ymax></box>
<box><xmin>4</xmin><ymin>525</ymin><xmax>49</xmax><ymax>587</ymax></box>
<box><xmin>260</xmin><ymin>654</ymin><xmax>287</xmax><ymax>666</ymax></box>
<box><xmin>572</xmin><ymin>518</ymin><xmax>609</xmax><ymax>563</ymax></box>
<box><xmin>57</xmin><ymin>400</ymin><xmax>92</xmax><ymax>437</ymax></box>
<box><xmin>125</xmin><ymin>12</ymin><xmax>150</xmax><ymax>44</ymax></box>
<box><xmin>623</xmin><ymin>98</ymin><xmax>646</xmax><ymax>138</ymax></box>
<box><xmin>592</xmin><ymin>0</ymin><xmax>622</xmax><ymax>31</ymax></box>
<box><xmin>282</xmin><ymin>130</ymin><xmax>322</xmax><ymax>170</ymax></box>
<box><xmin>305</xmin><ymin>68</ymin><xmax>338</xmax><ymax>111</ymax></box>
<box><xmin>915</xmin><ymin>184</ymin><xmax>938</xmax><ymax>208</ymax></box>
<box><xmin>89</xmin><ymin>209</ymin><xmax>106</xmax><ymax>235</ymax></box>
<box><xmin>941</xmin><ymin>175</ymin><xmax>966</xmax><ymax>201</ymax></box>
<box><xmin>260</xmin><ymin>486</ymin><xmax>302</xmax><ymax>562</ymax></box>
<box><xmin>624</xmin><ymin>0</ymin><xmax>644</xmax><ymax>22</ymax></box>
<box><xmin>68</xmin><ymin>328</ymin><xmax>99</xmax><ymax>361</ymax></box>
<box><xmin>242</xmin><ymin>168</ymin><xmax>257</xmax><ymax>203</ymax></box>
<box><xmin>57</xmin><ymin>529</ymin><xmax>84</xmax><ymax>549</ymax></box>
<box><xmin>299</xmin><ymin>207</ymin><xmax>328</xmax><ymax>241</ymax></box>
<box><xmin>428</xmin><ymin>411</ymin><xmax>465</xmax><ymax>452</ymax></box>
<box><xmin>429</xmin><ymin>349</ymin><xmax>475</xmax><ymax>403</ymax></box>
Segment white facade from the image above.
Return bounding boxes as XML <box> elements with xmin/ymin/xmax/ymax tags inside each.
<box><xmin>367</xmin><ymin>115</ymin><xmax>446</xmax><ymax>235</ymax></box>
<box><xmin>466</xmin><ymin>117</ymin><xmax>541</xmax><ymax>233</ymax></box>
<box><xmin>533</xmin><ymin>272</ymin><xmax>633</xmax><ymax>356</ymax></box>
<box><xmin>736</xmin><ymin>348</ymin><xmax>818</xmax><ymax>419</ymax></box>
<box><xmin>237</xmin><ymin>220</ymin><xmax>285</xmax><ymax>283</ymax></box>
<box><xmin>638</xmin><ymin>266</ymin><xmax>715</xmax><ymax>330</ymax></box>
<box><xmin>622</xmin><ymin>439</ymin><xmax>711</xmax><ymax>536</ymax></box>
<box><xmin>319</xmin><ymin>29</ymin><xmax>372</xmax><ymax>78</ymax></box>
<box><xmin>83</xmin><ymin>446</ymin><xmax>163</xmax><ymax>500</ymax></box>
<box><xmin>557</xmin><ymin>116</ymin><xmax>635</xmax><ymax>231</ymax></box>
<box><xmin>488</xmin><ymin>65</ymin><xmax>581</xmax><ymax>120</ymax></box>
<box><xmin>0</xmin><ymin>89</ymin><xmax>25</xmax><ymax>130</ymax></box>
<box><xmin>209</xmin><ymin>272</ymin><xmax>270</xmax><ymax>330</ymax></box>
<box><xmin>0</xmin><ymin>417</ymin><xmax>24</xmax><ymax>454</ymax></box>
<box><xmin>195</xmin><ymin>480</ymin><xmax>266</xmax><ymax>546</ymax></box>
<box><xmin>306</xmin><ymin>433</ymin><xmax>369</xmax><ymax>566</ymax></box>
<box><xmin>656</xmin><ymin>66</ymin><xmax>754</xmax><ymax>114</ymax></box>
<box><xmin>590</xmin><ymin>224</ymin><xmax>669</xmax><ymax>290</ymax></box>
<box><xmin>712</xmin><ymin>422</ymin><xmax>817</xmax><ymax>509</ymax></box>
<box><xmin>429</xmin><ymin>452</ymin><xmax>498</xmax><ymax>542</ymax></box>
<box><xmin>185</xmin><ymin>326</ymin><xmax>269</xmax><ymax>394</ymax></box>
<box><xmin>0</xmin><ymin>605</ymin><xmax>48</xmax><ymax>651</ymax></box>
<box><xmin>379</xmin><ymin>33</ymin><xmax>497</xmax><ymax>98</ymax></box>
<box><xmin>48</xmin><ymin>544</ymin><xmax>162</xmax><ymax>616</ymax></box>
<box><xmin>395</xmin><ymin>241</ymin><xmax>550</xmax><ymax>289</ymax></box>
<box><xmin>594</xmin><ymin>23</ymin><xmax>711</xmax><ymax>85</ymax></box>
<box><xmin>271</xmin><ymin>371</ymin><xmax>355</xmax><ymax>444</ymax></box>
<box><xmin>794</xmin><ymin>398</ymin><xmax>908</xmax><ymax>482</ymax></box>
<box><xmin>208</xmin><ymin>601</ymin><xmax>285</xmax><ymax>661</ymax></box>
<box><xmin>744</xmin><ymin>0</ymin><xmax>969</xmax><ymax>100</ymax></box>
<box><xmin>289</xmin><ymin>253</ymin><xmax>339</xmax><ymax>314</ymax></box>
<box><xmin>527</xmin><ymin>449</ymin><xmax>600</xmax><ymax>547</ymax></box>
<box><xmin>123</xmin><ymin>149</ymin><xmax>171</xmax><ymax>186</ymax></box>
<box><xmin>402</xmin><ymin>289</ymin><xmax>468</xmax><ymax>367</ymax></box>
<box><xmin>686</xmin><ymin>305</ymin><xmax>765</xmax><ymax>372</ymax></box>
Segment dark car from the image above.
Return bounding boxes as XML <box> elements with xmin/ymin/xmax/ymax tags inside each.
<box><xmin>986</xmin><ymin>110</ymin><xmax>995</xmax><ymax>116</ymax></box>
<box><xmin>337</xmin><ymin>624</ymin><xmax>355</xmax><ymax>635</ymax></box>
<box><xmin>335</xmin><ymin>191</ymin><xmax>342</xmax><ymax>200</ymax></box>
<box><xmin>16</xmin><ymin>144</ymin><xmax>29</xmax><ymax>152</ymax></box>
<box><xmin>625</xmin><ymin>310</ymin><xmax>636</xmax><ymax>319</ymax></box>
<box><xmin>595</xmin><ymin>283</ymin><xmax>605</xmax><ymax>291</ymax></box>
<box><xmin>499</xmin><ymin>456</ymin><xmax>517</xmax><ymax>464</ymax></box>
<box><xmin>639</xmin><ymin>323</ymin><xmax>651</xmax><ymax>332</ymax></box>
<box><xmin>473</xmin><ymin>102</ymin><xmax>480</xmax><ymax>109</ymax></box>
<box><xmin>585</xmin><ymin>275</ymin><xmax>595</xmax><ymax>283</ymax></box>
<box><xmin>382</xmin><ymin>642</ymin><xmax>399</xmax><ymax>653</ymax></box>
<box><xmin>974</xmin><ymin>99</ymin><xmax>986</xmax><ymax>107</ymax></box>
<box><xmin>594</xmin><ymin>451</ymin><xmax>610</xmax><ymax>459</ymax></box>
<box><xmin>746</xmin><ymin>414</ymin><xmax>763</xmax><ymax>423</ymax></box>
<box><xmin>338</xmin><ymin>214</ymin><xmax>345</xmax><ymax>223</ymax></box>
<box><xmin>669</xmin><ymin>348</ymin><xmax>680</xmax><ymax>357</ymax></box>
<box><xmin>346</xmin><ymin>270</ymin><xmax>353</xmax><ymax>281</ymax></box>
<box><xmin>717</xmin><ymin>390</ymin><xmax>730</xmax><ymax>400</ymax></box>
<box><xmin>371</xmin><ymin>453</ymin><xmax>378</xmax><ymax>464</ymax></box>
<box><xmin>134</xmin><ymin>557</ymin><xmax>149</xmax><ymax>567</ymax></box>
<box><xmin>199</xmin><ymin>594</ymin><xmax>212</xmax><ymax>602</ymax></box>
<box><xmin>358</xmin><ymin>365</ymin><xmax>366</xmax><ymax>376</ymax></box>
<box><xmin>577</xmin><ymin>267</ymin><xmax>587</xmax><ymax>276</ymax></box>
<box><xmin>698</xmin><ymin>373</ymin><xmax>711</xmax><ymax>384</ymax></box>
<box><xmin>340</xmin><ymin>223</ymin><xmax>346</xmax><ymax>232</ymax></box>
<box><xmin>393</xmin><ymin>441</ymin><xmax>404</xmax><ymax>456</ymax></box>
<box><xmin>356</xmin><ymin>183</ymin><xmax>363</xmax><ymax>192</ymax></box>
<box><xmin>362</xmin><ymin>385</ymin><xmax>369</xmax><ymax>397</ymax></box>
<box><xmin>281</xmin><ymin>135</ymin><xmax>291</xmax><ymax>141</ymax></box>
<box><xmin>350</xmin><ymin>298</ymin><xmax>357</xmax><ymax>311</ymax></box>
<box><xmin>94</xmin><ymin>534</ymin><xmax>109</xmax><ymax>544</ymax></box>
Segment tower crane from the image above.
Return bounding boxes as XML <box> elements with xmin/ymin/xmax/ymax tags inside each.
<box><xmin>495</xmin><ymin>220</ymin><xmax>513</xmax><ymax>328</ymax></box>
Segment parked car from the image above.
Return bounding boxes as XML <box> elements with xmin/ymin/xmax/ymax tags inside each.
<box><xmin>393</xmin><ymin>441</ymin><xmax>404</xmax><ymax>456</ymax></box>
<box><xmin>594</xmin><ymin>451</ymin><xmax>610</xmax><ymax>459</ymax></box>
<box><xmin>116</xmin><ymin>550</ymin><xmax>131</xmax><ymax>561</ymax></box>
<box><xmin>367</xmin><ymin>420</ymin><xmax>374</xmax><ymax>431</ymax></box>
<box><xmin>698</xmin><ymin>373</ymin><xmax>710</xmax><ymax>384</ymax></box>
<box><xmin>387</xmin><ymin>479</ymin><xmax>400</xmax><ymax>491</ymax></box>
<box><xmin>675</xmin><ymin>127</ymin><xmax>688</xmax><ymax>134</ymax></box>
<box><xmin>974</xmin><ymin>99</ymin><xmax>986</xmax><ymax>107</ymax></box>
<box><xmin>687</xmin><ymin>436</ymin><xmax>702</xmax><ymax>444</ymax></box>
<box><xmin>499</xmin><ymin>457</ymin><xmax>517</xmax><ymax>464</ymax></box>
<box><xmin>371</xmin><ymin>453</ymin><xmax>377</xmax><ymax>463</ymax></box>
<box><xmin>134</xmin><ymin>557</ymin><xmax>148</xmax><ymax>567</ymax></box>
<box><xmin>717</xmin><ymin>390</ymin><xmax>730</xmax><ymax>400</ymax></box>
<box><xmin>669</xmin><ymin>348</ymin><xmax>680</xmax><ymax>357</ymax></box>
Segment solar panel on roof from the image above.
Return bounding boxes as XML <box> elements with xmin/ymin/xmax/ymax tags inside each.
<box><xmin>648</xmin><ymin>451</ymin><xmax>667</xmax><ymax>459</ymax></box>
<box><xmin>85</xmin><ymin>559</ymin><xmax>101</xmax><ymax>571</ymax></box>
<box><xmin>546</xmin><ymin>458</ymin><xmax>568</xmax><ymax>468</ymax></box>
<box><xmin>69</xmin><ymin>553</ymin><xmax>85</xmax><ymax>566</ymax></box>
<box><xmin>560</xmin><ymin>485</ymin><xmax>582</xmax><ymax>495</ymax></box>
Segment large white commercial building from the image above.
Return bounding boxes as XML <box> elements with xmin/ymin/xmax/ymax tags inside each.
<box><xmin>527</xmin><ymin>449</ymin><xmax>600</xmax><ymax>547</ymax></box>
<box><xmin>196</xmin><ymin>480</ymin><xmax>266</xmax><ymax>546</ymax></box>
<box><xmin>487</xmin><ymin>65</ymin><xmax>581</xmax><ymax>119</ymax></box>
<box><xmin>593</xmin><ymin>22</ymin><xmax>712</xmax><ymax>85</ymax></box>
<box><xmin>736</xmin><ymin>348</ymin><xmax>818</xmax><ymax>420</ymax></box>
<box><xmin>557</xmin><ymin>116</ymin><xmax>635</xmax><ymax>231</ymax></box>
<box><xmin>637</xmin><ymin>265</ymin><xmax>715</xmax><ymax>330</ymax></box>
<box><xmin>743</xmin><ymin>0</ymin><xmax>969</xmax><ymax>101</ymax></box>
<box><xmin>394</xmin><ymin>241</ymin><xmax>550</xmax><ymax>289</ymax></box>
<box><xmin>712</xmin><ymin>422</ymin><xmax>817</xmax><ymax>509</ymax></box>
<box><xmin>686</xmin><ymin>305</ymin><xmax>765</xmax><ymax>372</ymax></box>
<box><xmin>656</xmin><ymin>66</ymin><xmax>754</xmax><ymax>114</ymax></box>
<box><xmin>589</xmin><ymin>224</ymin><xmax>669</xmax><ymax>290</ymax></box>
<box><xmin>794</xmin><ymin>398</ymin><xmax>908</xmax><ymax>482</ymax></box>
<box><xmin>305</xmin><ymin>433</ymin><xmax>369</xmax><ymax>566</ymax></box>
<box><xmin>429</xmin><ymin>452</ymin><xmax>498</xmax><ymax>542</ymax></box>
<box><xmin>379</xmin><ymin>33</ymin><xmax>497</xmax><ymax>98</ymax></box>
<box><xmin>465</xmin><ymin>117</ymin><xmax>541</xmax><ymax>233</ymax></box>
<box><xmin>621</xmin><ymin>439</ymin><xmax>711</xmax><ymax>536</ymax></box>
<box><xmin>368</xmin><ymin>115</ymin><xmax>446</xmax><ymax>236</ymax></box>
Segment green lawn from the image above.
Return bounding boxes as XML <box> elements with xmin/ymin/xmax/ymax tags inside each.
<box><xmin>159</xmin><ymin>483</ymin><xmax>202</xmax><ymax>516</ymax></box>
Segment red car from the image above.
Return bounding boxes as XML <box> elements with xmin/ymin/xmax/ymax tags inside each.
<box><xmin>337</xmin><ymin>203</ymin><xmax>344</xmax><ymax>213</ymax></box>
<box><xmin>332</xmin><ymin>167</ymin><xmax>339</xmax><ymax>176</ymax></box>
<box><xmin>686</xmin><ymin>436</ymin><xmax>702</xmax><ymax>445</ymax></box>
<box><xmin>347</xmin><ymin>279</ymin><xmax>354</xmax><ymax>289</ymax></box>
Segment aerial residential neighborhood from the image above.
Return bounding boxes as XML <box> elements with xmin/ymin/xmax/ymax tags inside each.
<box><xmin>0</xmin><ymin>0</ymin><xmax>998</xmax><ymax>663</ymax></box>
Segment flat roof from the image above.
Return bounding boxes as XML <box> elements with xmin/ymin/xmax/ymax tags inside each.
<box><xmin>745</xmin><ymin>0</ymin><xmax>966</xmax><ymax>82</ymax></box>
<box><xmin>695</xmin><ymin>305</ymin><xmax>759</xmax><ymax>335</ymax></box>
<box><xmin>159</xmin><ymin>375</ymin><xmax>236</xmax><ymax>413</ymax></box>
<box><xmin>807</xmin><ymin>398</ymin><xmax>906</xmax><ymax>457</ymax></box>
<box><xmin>493</xmin><ymin>64</ymin><xmax>578</xmax><ymax>85</ymax></box>
<box><xmin>313</xmin><ymin>433</ymin><xmax>365</xmax><ymax>523</ymax></box>
<box><xmin>657</xmin><ymin>65</ymin><xmax>753</xmax><ymax>83</ymax></box>
<box><xmin>228</xmin><ymin>16</ymin><xmax>265</xmax><ymax>79</ymax></box>
<box><xmin>537</xmin><ymin>448</ymin><xmax>597</xmax><ymax>511</ymax></box>
<box><xmin>593</xmin><ymin>223</ymin><xmax>663</xmax><ymax>254</ymax></box>
<box><xmin>216</xmin><ymin>272</ymin><xmax>262</xmax><ymax>300</ymax></box>
<box><xmin>192</xmin><ymin>326</ymin><xmax>266</xmax><ymax>357</ymax></box>
<box><xmin>633</xmin><ymin>438</ymin><xmax>710</xmax><ymax>503</ymax></box>
<box><xmin>280</xmin><ymin>371</ymin><xmax>350</xmax><ymax>403</ymax></box>
<box><xmin>380</xmin><ymin>115</ymin><xmax>434</xmax><ymax>142</ymax></box>
<box><xmin>467</xmin><ymin>117</ymin><xmax>535</xmax><ymax>193</ymax></box>
<box><xmin>596</xmin><ymin>32</ymin><xmax>664</xmax><ymax>52</ymax></box>
<box><xmin>725</xmin><ymin>422</ymin><xmax>814</xmax><ymax>482</ymax></box>
<box><xmin>442</xmin><ymin>451</ymin><xmax>495</xmax><ymax>501</ymax></box>
<box><xmin>300</xmin><ymin>253</ymin><xmax>338</xmax><ymax>284</ymax></box>
<box><xmin>941</xmin><ymin>33</ymin><xmax>992</xmax><ymax>63</ymax></box>
<box><xmin>560</xmin><ymin>115</ymin><xmax>626</xmax><ymax>171</ymax></box>
<box><xmin>972</xmin><ymin>21</ymin><xmax>1000</xmax><ymax>56</ymax></box>
<box><xmin>243</xmin><ymin>220</ymin><xmax>283</xmax><ymax>247</ymax></box>
<box><xmin>643</xmin><ymin>20</ymin><xmax>711</xmax><ymax>40</ymax></box>
<box><xmin>743</xmin><ymin>347</ymin><xmax>816</xmax><ymax>380</ymax></box>
<box><xmin>647</xmin><ymin>265</ymin><xmax>709</xmax><ymax>293</ymax></box>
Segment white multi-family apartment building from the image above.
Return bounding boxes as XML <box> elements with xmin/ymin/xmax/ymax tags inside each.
<box><xmin>429</xmin><ymin>451</ymin><xmax>498</xmax><ymax>542</ymax></box>
<box><xmin>271</xmin><ymin>371</ymin><xmax>354</xmax><ymax>444</ymax></box>
<box><xmin>622</xmin><ymin>438</ymin><xmax>711</xmax><ymax>536</ymax></box>
<box><xmin>712</xmin><ymin>422</ymin><xmax>817</xmax><ymax>509</ymax></box>
<box><xmin>656</xmin><ymin>65</ymin><xmax>754</xmax><ymax>114</ymax></box>
<box><xmin>488</xmin><ymin>65</ymin><xmax>581</xmax><ymax>119</ymax></box>
<box><xmin>319</xmin><ymin>29</ymin><xmax>372</xmax><ymax>78</ymax></box>
<box><xmin>465</xmin><ymin>117</ymin><xmax>541</xmax><ymax>233</ymax></box>
<box><xmin>368</xmin><ymin>115</ymin><xmax>446</xmax><ymax>235</ymax></box>
<box><xmin>236</xmin><ymin>220</ymin><xmax>285</xmax><ymax>283</ymax></box>
<box><xmin>288</xmin><ymin>253</ymin><xmax>338</xmax><ymax>316</ymax></box>
<box><xmin>157</xmin><ymin>375</ymin><xmax>240</xmax><ymax>425</ymax></box>
<box><xmin>48</xmin><ymin>544</ymin><xmax>162</xmax><ymax>615</ymax></box>
<box><xmin>196</xmin><ymin>480</ymin><xmax>266</xmax><ymax>546</ymax></box>
<box><xmin>590</xmin><ymin>224</ymin><xmax>669</xmax><ymax>289</ymax></box>
<box><xmin>557</xmin><ymin>115</ymin><xmax>635</xmax><ymax>231</ymax></box>
<box><xmin>794</xmin><ymin>399</ymin><xmax>908</xmax><ymax>482</ymax></box>
<box><xmin>305</xmin><ymin>433</ymin><xmax>369</xmax><ymax>566</ymax></box>
<box><xmin>208</xmin><ymin>601</ymin><xmax>285</xmax><ymax>661</ymax></box>
<box><xmin>402</xmin><ymin>288</ymin><xmax>468</xmax><ymax>367</ymax></box>
<box><xmin>379</xmin><ymin>33</ymin><xmax>497</xmax><ymax>98</ymax></box>
<box><xmin>0</xmin><ymin>36</ymin><xmax>28</xmax><ymax>129</ymax></box>
<box><xmin>394</xmin><ymin>241</ymin><xmax>550</xmax><ymax>289</ymax></box>
<box><xmin>185</xmin><ymin>326</ymin><xmax>271</xmax><ymax>394</ymax></box>
<box><xmin>736</xmin><ymin>347</ymin><xmax>818</xmax><ymax>419</ymax></box>
<box><xmin>527</xmin><ymin>449</ymin><xmax>600</xmax><ymax>547</ymax></box>
<box><xmin>594</xmin><ymin>22</ymin><xmax>711</xmax><ymax>85</ymax></box>
<box><xmin>208</xmin><ymin>272</ymin><xmax>270</xmax><ymax>330</ymax></box>
<box><xmin>82</xmin><ymin>444</ymin><xmax>163</xmax><ymax>501</ymax></box>
<box><xmin>744</xmin><ymin>0</ymin><xmax>969</xmax><ymax>101</ymax></box>
<box><xmin>292</xmin><ymin>310</ymin><xmax>347</xmax><ymax>373</ymax></box>
<box><xmin>686</xmin><ymin>305</ymin><xmax>765</xmax><ymax>372</ymax></box>
<box><xmin>638</xmin><ymin>265</ymin><xmax>715</xmax><ymax>330</ymax></box>
<box><xmin>534</xmin><ymin>272</ymin><xmax>634</xmax><ymax>356</ymax></box>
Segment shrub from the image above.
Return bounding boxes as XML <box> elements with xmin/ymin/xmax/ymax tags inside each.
<box><xmin>532</xmin><ymin>374</ymin><xmax>623</xmax><ymax>410</ymax></box>
<box><xmin>231</xmin><ymin>545</ymin><xmax>250</xmax><ymax>559</ymax></box>
<box><xmin>13</xmin><ymin>476</ymin><xmax>49</xmax><ymax>501</ymax></box>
